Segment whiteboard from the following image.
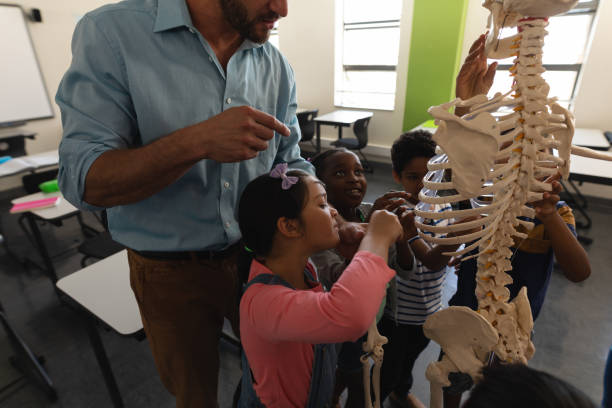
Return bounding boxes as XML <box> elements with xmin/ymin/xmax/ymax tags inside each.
<box><xmin>0</xmin><ymin>4</ymin><xmax>54</xmax><ymax>127</ymax></box>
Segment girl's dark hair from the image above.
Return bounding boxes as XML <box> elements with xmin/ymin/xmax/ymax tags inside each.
<box><xmin>391</xmin><ymin>130</ymin><xmax>436</xmax><ymax>174</ymax></box>
<box><xmin>463</xmin><ymin>364</ymin><xmax>595</xmax><ymax>408</ymax></box>
<box><xmin>238</xmin><ymin>169</ymin><xmax>311</xmax><ymax>258</ymax></box>
<box><xmin>310</xmin><ymin>148</ymin><xmax>354</xmax><ymax>179</ymax></box>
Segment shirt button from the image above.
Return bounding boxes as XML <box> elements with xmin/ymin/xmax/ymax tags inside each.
<box><xmin>225</xmin><ymin>221</ymin><xmax>231</xmax><ymax>228</ymax></box>
<box><xmin>224</xmin><ymin>181</ymin><xmax>230</xmax><ymax>188</ymax></box>
<box><xmin>209</xmin><ymin>56</ymin><xmax>213</xmax><ymax>62</ymax></box>
<box><xmin>226</xmin><ymin>97</ymin><xmax>232</xmax><ymax>104</ymax></box>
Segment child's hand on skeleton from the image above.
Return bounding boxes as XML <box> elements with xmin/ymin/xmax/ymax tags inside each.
<box><xmin>368</xmin><ymin>210</ymin><xmax>404</xmax><ymax>245</ymax></box>
<box><xmin>455</xmin><ymin>33</ymin><xmax>497</xmax><ymax>116</ymax></box>
<box><xmin>369</xmin><ymin>191</ymin><xmax>411</xmax><ymax>220</ymax></box>
<box><xmin>336</xmin><ymin>220</ymin><xmax>367</xmax><ymax>260</ymax></box>
<box><xmin>395</xmin><ymin>206</ymin><xmax>418</xmax><ymax>240</ymax></box>
<box><xmin>532</xmin><ymin>173</ymin><xmax>563</xmax><ymax>222</ymax></box>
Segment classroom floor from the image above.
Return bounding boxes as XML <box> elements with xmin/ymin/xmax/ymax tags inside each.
<box><xmin>0</xmin><ymin>161</ymin><xmax>610</xmax><ymax>408</ymax></box>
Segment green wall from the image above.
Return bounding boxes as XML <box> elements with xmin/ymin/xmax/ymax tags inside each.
<box><xmin>402</xmin><ymin>0</ymin><xmax>469</xmax><ymax>131</ymax></box>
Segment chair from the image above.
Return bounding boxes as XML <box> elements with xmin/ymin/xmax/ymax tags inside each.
<box><xmin>77</xmin><ymin>210</ymin><xmax>124</xmax><ymax>267</ymax></box>
<box><xmin>21</xmin><ymin>168</ymin><xmax>58</xmax><ymax>194</ymax></box>
<box><xmin>0</xmin><ymin>134</ymin><xmax>35</xmax><ymax>158</ymax></box>
<box><xmin>19</xmin><ymin>169</ymin><xmax>92</xmax><ymax>235</ymax></box>
<box><xmin>297</xmin><ymin>109</ymin><xmax>318</xmax><ymax>151</ymax></box>
<box><xmin>17</xmin><ymin>169</ymin><xmax>100</xmax><ymax>276</ymax></box>
<box><xmin>331</xmin><ymin>117</ymin><xmax>373</xmax><ymax>173</ymax></box>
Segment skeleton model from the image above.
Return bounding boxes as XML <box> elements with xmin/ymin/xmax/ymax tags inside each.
<box><xmin>411</xmin><ymin>1</ymin><xmax>612</xmax><ymax>407</ymax></box>
<box><xmin>360</xmin><ymin>322</ymin><xmax>387</xmax><ymax>408</ymax></box>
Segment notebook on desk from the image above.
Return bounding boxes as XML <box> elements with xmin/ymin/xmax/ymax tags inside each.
<box><xmin>9</xmin><ymin>196</ymin><xmax>61</xmax><ymax>213</ymax></box>
<box><xmin>0</xmin><ymin>151</ymin><xmax>59</xmax><ymax>177</ymax></box>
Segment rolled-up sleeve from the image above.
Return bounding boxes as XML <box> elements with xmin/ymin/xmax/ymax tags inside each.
<box><xmin>56</xmin><ymin>15</ymin><xmax>137</xmax><ymax>210</ymax></box>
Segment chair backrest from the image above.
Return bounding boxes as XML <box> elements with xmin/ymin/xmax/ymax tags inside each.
<box><xmin>296</xmin><ymin>109</ymin><xmax>319</xmax><ymax>142</ymax></box>
<box><xmin>0</xmin><ymin>136</ymin><xmax>27</xmax><ymax>157</ymax></box>
<box><xmin>21</xmin><ymin>169</ymin><xmax>58</xmax><ymax>194</ymax></box>
<box><xmin>353</xmin><ymin>117</ymin><xmax>370</xmax><ymax>149</ymax></box>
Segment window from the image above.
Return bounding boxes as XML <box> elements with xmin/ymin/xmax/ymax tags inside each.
<box><xmin>268</xmin><ymin>27</ymin><xmax>279</xmax><ymax>49</ymax></box>
<box><xmin>334</xmin><ymin>0</ymin><xmax>403</xmax><ymax>110</ymax></box>
<box><xmin>488</xmin><ymin>0</ymin><xmax>599</xmax><ymax>110</ymax></box>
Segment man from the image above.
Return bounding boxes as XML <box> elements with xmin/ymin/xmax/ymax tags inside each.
<box><xmin>56</xmin><ymin>0</ymin><xmax>310</xmax><ymax>406</ymax></box>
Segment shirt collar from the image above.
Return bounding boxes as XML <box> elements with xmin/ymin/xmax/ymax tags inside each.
<box><xmin>154</xmin><ymin>0</ymin><xmax>265</xmax><ymax>51</ymax></box>
<box><xmin>154</xmin><ymin>0</ymin><xmax>193</xmax><ymax>33</ymax></box>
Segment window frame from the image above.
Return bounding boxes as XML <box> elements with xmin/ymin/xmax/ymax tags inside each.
<box><xmin>334</xmin><ymin>2</ymin><xmax>403</xmax><ymax>111</ymax></box>
<box><xmin>494</xmin><ymin>0</ymin><xmax>599</xmax><ymax>110</ymax></box>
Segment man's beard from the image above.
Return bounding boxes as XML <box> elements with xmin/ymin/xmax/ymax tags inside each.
<box><xmin>219</xmin><ymin>0</ymin><xmax>278</xmax><ymax>43</ymax></box>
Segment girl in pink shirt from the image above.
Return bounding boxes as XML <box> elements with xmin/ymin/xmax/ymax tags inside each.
<box><xmin>237</xmin><ymin>163</ymin><xmax>402</xmax><ymax>407</ymax></box>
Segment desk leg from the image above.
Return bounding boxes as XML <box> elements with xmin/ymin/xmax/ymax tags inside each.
<box><xmin>85</xmin><ymin>316</ymin><xmax>124</xmax><ymax>408</ymax></box>
<box><xmin>0</xmin><ymin>307</ymin><xmax>57</xmax><ymax>402</ymax></box>
<box><xmin>560</xmin><ymin>181</ymin><xmax>593</xmax><ymax>245</ymax></box>
<box><xmin>338</xmin><ymin>126</ymin><xmax>343</xmax><ymax>139</ymax></box>
<box><xmin>316</xmin><ymin>123</ymin><xmax>321</xmax><ymax>153</ymax></box>
<box><xmin>567</xmin><ymin>179</ymin><xmax>589</xmax><ymax>209</ymax></box>
<box><xmin>23</xmin><ymin>214</ymin><xmax>58</xmax><ymax>283</ymax></box>
<box><xmin>560</xmin><ymin>180</ymin><xmax>592</xmax><ymax>230</ymax></box>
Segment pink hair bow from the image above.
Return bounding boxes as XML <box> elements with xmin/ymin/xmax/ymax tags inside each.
<box><xmin>270</xmin><ymin>163</ymin><xmax>298</xmax><ymax>190</ymax></box>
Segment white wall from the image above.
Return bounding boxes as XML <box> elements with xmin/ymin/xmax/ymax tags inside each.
<box><xmin>278</xmin><ymin>0</ymin><xmax>415</xmax><ymax>161</ymax></box>
<box><xmin>572</xmin><ymin>0</ymin><xmax>612</xmax><ymax>130</ymax></box>
<box><xmin>0</xmin><ymin>0</ymin><xmax>113</xmax><ymax>190</ymax></box>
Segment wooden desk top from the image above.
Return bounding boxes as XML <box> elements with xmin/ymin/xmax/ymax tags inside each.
<box><xmin>314</xmin><ymin>110</ymin><xmax>373</xmax><ymax>125</ymax></box>
<box><xmin>56</xmin><ymin>250</ymin><xmax>142</xmax><ymax>336</ymax></box>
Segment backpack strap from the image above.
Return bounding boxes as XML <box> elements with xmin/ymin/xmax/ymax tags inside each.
<box><xmin>303</xmin><ymin>267</ymin><xmax>317</xmax><ymax>284</ymax></box>
<box><xmin>243</xmin><ymin>273</ymin><xmax>294</xmax><ymax>294</ymax></box>
<box><xmin>244</xmin><ymin>267</ymin><xmax>319</xmax><ymax>295</ymax></box>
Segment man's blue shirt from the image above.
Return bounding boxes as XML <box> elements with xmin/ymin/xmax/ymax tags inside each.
<box><xmin>56</xmin><ymin>0</ymin><xmax>312</xmax><ymax>251</ymax></box>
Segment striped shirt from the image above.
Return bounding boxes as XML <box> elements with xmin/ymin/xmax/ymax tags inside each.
<box><xmin>387</xmin><ymin>203</ymin><xmax>452</xmax><ymax>325</ymax></box>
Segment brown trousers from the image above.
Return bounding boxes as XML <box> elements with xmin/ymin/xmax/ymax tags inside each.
<box><xmin>127</xmin><ymin>248</ymin><xmax>241</xmax><ymax>408</ymax></box>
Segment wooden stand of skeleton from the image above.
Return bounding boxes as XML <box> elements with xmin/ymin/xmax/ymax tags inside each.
<box><xmin>412</xmin><ymin>1</ymin><xmax>612</xmax><ymax>407</ymax></box>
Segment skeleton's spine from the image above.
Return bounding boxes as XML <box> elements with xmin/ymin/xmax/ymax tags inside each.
<box><xmin>474</xmin><ymin>18</ymin><xmax>548</xmax><ymax>363</ymax></box>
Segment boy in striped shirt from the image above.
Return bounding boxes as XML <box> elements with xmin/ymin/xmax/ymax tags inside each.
<box><xmin>376</xmin><ymin>131</ymin><xmax>459</xmax><ymax>408</ymax></box>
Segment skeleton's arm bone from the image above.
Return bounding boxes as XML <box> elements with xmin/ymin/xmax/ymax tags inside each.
<box><xmin>571</xmin><ymin>145</ymin><xmax>612</xmax><ymax>161</ymax></box>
